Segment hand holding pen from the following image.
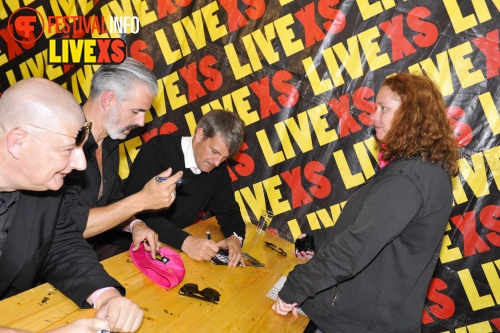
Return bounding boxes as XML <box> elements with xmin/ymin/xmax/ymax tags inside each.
<box><xmin>139</xmin><ymin>168</ymin><xmax>183</xmax><ymax>211</ymax></box>
<box><xmin>155</xmin><ymin>176</ymin><xmax>187</xmax><ymax>186</ymax></box>
<box><xmin>180</xmin><ymin>234</ymin><xmax>218</xmax><ymax>262</ymax></box>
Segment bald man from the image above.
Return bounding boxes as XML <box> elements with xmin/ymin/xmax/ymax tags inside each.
<box><xmin>0</xmin><ymin>78</ymin><xmax>142</xmax><ymax>333</ymax></box>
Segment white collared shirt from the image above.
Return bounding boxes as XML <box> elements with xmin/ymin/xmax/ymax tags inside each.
<box><xmin>181</xmin><ymin>136</ymin><xmax>201</xmax><ymax>175</ymax></box>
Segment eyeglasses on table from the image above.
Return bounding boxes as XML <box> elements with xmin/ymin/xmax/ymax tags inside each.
<box><xmin>179</xmin><ymin>283</ymin><xmax>220</xmax><ymax>304</ymax></box>
<box><xmin>265</xmin><ymin>241</ymin><xmax>287</xmax><ymax>256</ymax></box>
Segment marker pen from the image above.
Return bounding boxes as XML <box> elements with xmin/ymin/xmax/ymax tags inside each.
<box><xmin>154</xmin><ymin>176</ymin><xmax>186</xmax><ymax>186</ymax></box>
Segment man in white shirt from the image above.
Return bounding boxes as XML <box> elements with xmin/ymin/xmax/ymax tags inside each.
<box><xmin>124</xmin><ymin>110</ymin><xmax>246</xmax><ymax>266</ymax></box>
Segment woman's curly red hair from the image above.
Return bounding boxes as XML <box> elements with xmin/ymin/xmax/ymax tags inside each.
<box><xmin>379</xmin><ymin>73</ymin><xmax>459</xmax><ymax>176</ymax></box>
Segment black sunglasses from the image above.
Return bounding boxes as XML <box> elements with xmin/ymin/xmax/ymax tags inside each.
<box><xmin>265</xmin><ymin>241</ymin><xmax>287</xmax><ymax>256</ymax></box>
<box><xmin>179</xmin><ymin>283</ymin><xmax>220</xmax><ymax>304</ymax></box>
<box><xmin>14</xmin><ymin>121</ymin><xmax>92</xmax><ymax>147</ymax></box>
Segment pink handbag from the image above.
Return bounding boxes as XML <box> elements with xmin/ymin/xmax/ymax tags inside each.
<box><xmin>129</xmin><ymin>243</ymin><xmax>186</xmax><ymax>289</ymax></box>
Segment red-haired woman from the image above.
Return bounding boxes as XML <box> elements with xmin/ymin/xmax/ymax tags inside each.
<box><xmin>273</xmin><ymin>73</ymin><xmax>459</xmax><ymax>333</ymax></box>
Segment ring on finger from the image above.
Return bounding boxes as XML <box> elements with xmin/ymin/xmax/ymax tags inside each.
<box><xmin>171</xmin><ymin>192</ymin><xmax>176</xmax><ymax>200</ymax></box>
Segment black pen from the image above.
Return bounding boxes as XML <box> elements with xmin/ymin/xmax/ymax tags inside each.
<box><xmin>206</xmin><ymin>231</ymin><xmax>211</xmax><ymax>241</ymax></box>
<box><xmin>154</xmin><ymin>176</ymin><xmax>186</xmax><ymax>186</ymax></box>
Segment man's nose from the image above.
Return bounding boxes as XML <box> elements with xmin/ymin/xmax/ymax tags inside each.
<box><xmin>214</xmin><ymin>156</ymin><xmax>225</xmax><ymax>167</ymax></box>
<box><xmin>136</xmin><ymin>113</ymin><xmax>146</xmax><ymax>127</ymax></box>
<box><xmin>70</xmin><ymin>147</ymin><xmax>87</xmax><ymax>171</ymax></box>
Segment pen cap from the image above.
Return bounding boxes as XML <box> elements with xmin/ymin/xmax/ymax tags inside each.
<box><xmin>130</xmin><ymin>243</ymin><xmax>186</xmax><ymax>289</ymax></box>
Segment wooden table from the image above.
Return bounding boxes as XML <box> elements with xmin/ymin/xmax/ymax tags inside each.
<box><xmin>0</xmin><ymin>218</ymin><xmax>309</xmax><ymax>332</ymax></box>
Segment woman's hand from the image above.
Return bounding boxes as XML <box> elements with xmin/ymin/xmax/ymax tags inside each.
<box><xmin>271</xmin><ymin>296</ymin><xmax>298</xmax><ymax>317</ymax></box>
<box><xmin>294</xmin><ymin>234</ymin><xmax>314</xmax><ymax>261</ymax></box>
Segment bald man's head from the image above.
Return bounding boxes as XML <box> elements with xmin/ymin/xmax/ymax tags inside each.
<box><xmin>0</xmin><ymin>78</ymin><xmax>84</xmax><ymax>132</ymax></box>
<box><xmin>0</xmin><ymin>78</ymin><xmax>87</xmax><ymax>192</ymax></box>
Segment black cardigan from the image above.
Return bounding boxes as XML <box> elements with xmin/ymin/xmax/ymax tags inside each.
<box><xmin>124</xmin><ymin>135</ymin><xmax>246</xmax><ymax>249</ymax></box>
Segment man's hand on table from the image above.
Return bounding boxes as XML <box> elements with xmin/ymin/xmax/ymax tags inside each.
<box><xmin>45</xmin><ymin>318</ymin><xmax>111</xmax><ymax>333</ymax></box>
<box><xmin>217</xmin><ymin>235</ymin><xmax>245</xmax><ymax>267</ymax></box>
<box><xmin>181</xmin><ymin>235</ymin><xmax>219</xmax><ymax>261</ymax></box>
<box><xmin>272</xmin><ymin>296</ymin><xmax>298</xmax><ymax>318</ymax></box>
<box><xmin>91</xmin><ymin>288</ymin><xmax>143</xmax><ymax>332</ymax></box>
<box><xmin>131</xmin><ymin>222</ymin><xmax>160</xmax><ymax>259</ymax></box>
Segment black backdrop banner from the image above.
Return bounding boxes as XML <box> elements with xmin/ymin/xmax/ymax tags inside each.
<box><xmin>1</xmin><ymin>0</ymin><xmax>500</xmax><ymax>331</ymax></box>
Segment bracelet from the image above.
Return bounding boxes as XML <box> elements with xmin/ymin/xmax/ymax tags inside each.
<box><xmin>233</xmin><ymin>232</ymin><xmax>243</xmax><ymax>244</ymax></box>
<box><xmin>91</xmin><ymin>287</ymin><xmax>115</xmax><ymax>309</ymax></box>
<box><xmin>129</xmin><ymin>219</ymin><xmax>145</xmax><ymax>233</ymax></box>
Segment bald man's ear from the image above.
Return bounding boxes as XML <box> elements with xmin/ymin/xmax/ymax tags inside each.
<box><xmin>101</xmin><ymin>90</ymin><xmax>116</xmax><ymax>110</ymax></box>
<box><xmin>6</xmin><ymin>130</ymin><xmax>27</xmax><ymax>159</ymax></box>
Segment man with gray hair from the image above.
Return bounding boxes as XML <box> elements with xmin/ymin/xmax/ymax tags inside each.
<box><xmin>64</xmin><ymin>57</ymin><xmax>183</xmax><ymax>261</ymax></box>
<box><xmin>0</xmin><ymin>78</ymin><xmax>142</xmax><ymax>333</ymax></box>
<box><xmin>124</xmin><ymin>110</ymin><xmax>247</xmax><ymax>266</ymax></box>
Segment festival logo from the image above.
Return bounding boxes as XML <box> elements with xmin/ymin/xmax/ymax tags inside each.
<box><xmin>8</xmin><ymin>7</ymin><xmax>44</xmax><ymax>44</ymax></box>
